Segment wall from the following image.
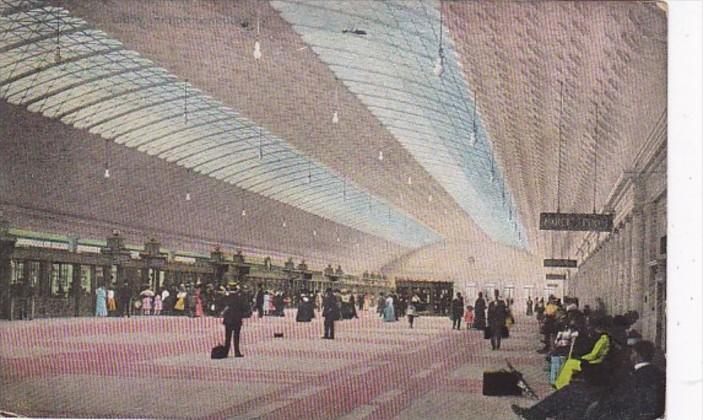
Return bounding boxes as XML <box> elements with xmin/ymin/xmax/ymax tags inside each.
<box><xmin>569</xmin><ymin>115</ymin><xmax>666</xmax><ymax>346</ymax></box>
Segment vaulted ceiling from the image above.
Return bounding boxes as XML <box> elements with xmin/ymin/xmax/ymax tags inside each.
<box><xmin>0</xmin><ymin>0</ymin><xmax>666</xmax><ymax>281</ymax></box>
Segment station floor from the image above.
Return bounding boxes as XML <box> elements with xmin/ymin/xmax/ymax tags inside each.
<box><xmin>0</xmin><ymin>310</ymin><xmax>552</xmax><ymax>419</ymax></box>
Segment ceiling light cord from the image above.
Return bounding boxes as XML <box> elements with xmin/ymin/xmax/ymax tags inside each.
<box><xmin>185</xmin><ymin>168</ymin><xmax>192</xmax><ymax>201</ymax></box>
<box><xmin>258</xmin><ymin>127</ymin><xmax>263</xmax><ymax>160</ymax></box>
<box><xmin>472</xmin><ymin>90</ymin><xmax>478</xmax><ymax>146</ymax></box>
<box><xmin>433</xmin><ymin>1</ymin><xmax>444</xmax><ymax>77</ymax></box>
<box><xmin>253</xmin><ymin>13</ymin><xmax>262</xmax><ymax>60</ymax></box>
<box><xmin>556</xmin><ymin>80</ymin><xmax>564</xmax><ymax>213</ymax></box>
<box><xmin>103</xmin><ymin>138</ymin><xmax>110</xmax><ymax>179</ymax></box>
<box><xmin>183</xmin><ymin>80</ymin><xmax>188</xmax><ymax>125</ymax></box>
<box><xmin>593</xmin><ymin>102</ymin><xmax>598</xmax><ymax>214</ymax></box>
<box><xmin>54</xmin><ymin>13</ymin><xmax>61</xmax><ymax>63</ymax></box>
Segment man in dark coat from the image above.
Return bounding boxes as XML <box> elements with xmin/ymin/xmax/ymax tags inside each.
<box><xmin>451</xmin><ymin>292</ymin><xmax>465</xmax><ymax>330</ymax></box>
<box><xmin>254</xmin><ymin>284</ymin><xmax>264</xmax><ymax>318</ymax></box>
<box><xmin>222</xmin><ymin>287</ymin><xmax>248</xmax><ymax>358</ymax></box>
<box><xmin>511</xmin><ymin>340</ymin><xmax>664</xmax><ymax>420</ymax></box>
<box><xmin>487</xmin><ymin>289</ymin><xmax>507</xmax><ymax>350</ymax></box>
<box><xmin>118</xmin><ymin>281</ymin><xmax>131</xmax><ymax>318</ymax></box>
<box><xmin>322</xmin><ymin>288</ymin><xmax>340</xmax><ymax>339</ymax></box>
<box><xmin>474</xmin><ymin>292</ymin><xmax>487</xmax><ymax>329</ymax></box>
<box><xmin>588</xmin><ymin>340</ymin><xmax>665</xmax><ymax>420</ymax></box>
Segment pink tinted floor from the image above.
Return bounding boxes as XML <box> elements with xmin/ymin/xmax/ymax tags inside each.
<box><xmin>0</xmin><ymin>310</ymin><xmax>552</xmax><ymax>419</ymax></box>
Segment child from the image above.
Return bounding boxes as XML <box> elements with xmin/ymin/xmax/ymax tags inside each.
<box><xmin>142</xmin><ymin>294</ymin><xmax>152</xmax><ymax>316</ymax></box>
<box><xmin>407</xmin><ymin>301</ymin><xmax>417</xmax><ymax>329</ymax></box>
<box><xmin>153</xmin><ymin>294</ymin><xmax>163</xmax><ymax>316</ymax></box>
<box><xmin>463</xmin><ymin>305</ymin><xmax>474</xmax><ymax>330</ymax></box>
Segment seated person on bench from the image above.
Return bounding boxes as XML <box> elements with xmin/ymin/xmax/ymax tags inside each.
<box><xmin>512</xmin><ymin>340</ymin><xmax>664</xmax><ymax>420</ymax></box>
<box><xmin>554</xmin><ymin>317</ymin><xmax>611</xmax><ymax>390</ymax></box>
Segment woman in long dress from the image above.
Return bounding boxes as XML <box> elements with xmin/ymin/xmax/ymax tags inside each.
<box><xmin>106</xmin><ymin>287</ymin><xmax>117</xmax><ymax>316</ymax></box>
<box><xmin>383</xmin><ymin>295</ymin><xmax>395</xmax><ymax>322</ymax></box>
<box><xmin>95</xmin><ymin>285</ymin><xmax>108</xmax><ymax>317</ymax></box>
<box><xmin>194</xmin><ymin>288</ymin><xmax>203</xmax><ymax>317</ymax></box>
<box><xmin>174</xmin><ymin>286</ymin><xmax>187</xmax><ymax>315</ymax></box>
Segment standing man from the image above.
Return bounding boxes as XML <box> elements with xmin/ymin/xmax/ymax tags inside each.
<box><xmin>474</xmin><ymin>292</ymin><xmax>487</xmax><ymax>330</ymax></box>
<box><xmin>322</xmin><ymin>288</ymin><xmax>340</xmax><ymax>339</ymax></box>
<box><xmin>487</xmin><ymin>289</ymin><xmax>508</xmax><ymax>350</ymax></box>
<box><xmin>255</xmin><ymin>284</ymin><xmax>265</xmax><ymax>318</ymax></box>
<box><xmin>451</xmin><ymin>292</ymin><xmax>465</xmax><ymax>330</ymax></box>
<box><xmin>222</xmin><ymin>286</ymin><xmax>248</xmax><ymax>358</ymax></box>
<box><xmin>118</xmin><ymin>281</ymin><xmax>131</xmax><ymax>318</ymax></box>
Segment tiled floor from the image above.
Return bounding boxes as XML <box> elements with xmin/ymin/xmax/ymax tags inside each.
<box><xmin>0</xmin><ymin>310</ymin><xmax>552</xmax><ymax>419</ymax></box>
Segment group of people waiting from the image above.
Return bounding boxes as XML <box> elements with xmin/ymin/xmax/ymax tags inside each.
<box><xmin>512</xmin><ymin>295</ymin><xmax>665</xmax><ymax>420</ymax></box>
<box><xmin>446</xmin><ymin>290</ymin><xmax>514</xmax><ymax>350</ymax></box>
<box><xmin>94</xmin><ymin>280</ymin><xmax>245</xmax><ymax>318</ymax></box>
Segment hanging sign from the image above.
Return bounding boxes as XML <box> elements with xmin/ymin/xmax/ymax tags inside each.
<box><xmin>546</xmin><ymin>283</ymin><xmax>561</xmax><ymax>287</ymax></box>
<box><xmin>539</xmin><ymin>212</ymin><xmax>613</xmax><ymax>232</ymax></box>
<box><xmin>543</xmin><ymin>259</ymin><xmax>577</xmax><ymax>268</ymax></box>
<box><xmin>546</xmin><ymin>274</ymin><xmax>567</xmax><ymax>280</ymax></box>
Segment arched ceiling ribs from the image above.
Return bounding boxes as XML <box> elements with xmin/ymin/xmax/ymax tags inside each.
<box><xmin>272</xmin><ymin>0</ymin><xmax>527</xmax><ymax>249</ymax></box>
<box><xmin>0</xmin><ymin>4</ymin><xmax>444</xmax><ymax>248</ymax></box>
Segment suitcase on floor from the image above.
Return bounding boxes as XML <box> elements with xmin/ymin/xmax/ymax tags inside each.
<box><xmin>211</xmin><ymin>344</ymin><xmax>227</xmax><ymax>359</ymax></box>
<box><xmin>483</xmin><ymin>327</ymin><xmax>491</xmax><ymax>340</ymax></box>
<box><xmin>482</xmin><ymin>370</ymin><xmax>522</xmax><ymax>396</ymax></box>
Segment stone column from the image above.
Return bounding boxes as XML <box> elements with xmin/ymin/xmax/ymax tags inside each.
<box><xmin>618</xmin><ymin>226</ymin><xmax>627</xmax><ymax>314</ymax></box>
<box><xmin>72</xmin><ymin>263</ymin><xmax>81</xmax><ymax>317</ymax></box>
<box><xmin>0</xmin><ymin>220</ymin><xmax>17</xmax><ymax>320</ymax></box>
<box><xmin>622</xmin><ymin>218</ymin><xmax>632</xmax><ymax>311</ymax></box>
<box><xmin>605</xmin><ymin>236</ymin><xmax>614</xmax><ymax>314</ymax></box>
<box><xmin>630</xmin><ymin>209</ymin><xmax>646</xmax><ymax>320</ymax></box>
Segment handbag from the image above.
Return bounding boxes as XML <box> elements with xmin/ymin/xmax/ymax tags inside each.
<box><xmin>211</xmin><ymin>344</ymin><xmax>227</xmax><ymax>359</ymax></box>
<box><xmin>501</xmin><ymin>325</ymin><xmax>509</xmax><ymax>338</ymax></box>
<box><xmin>484</xmin><ymin>327</ymin><xmax>491</xmax><ymax>340</ymax></box>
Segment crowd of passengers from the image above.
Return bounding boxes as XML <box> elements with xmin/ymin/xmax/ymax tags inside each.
<box><xmin>92</xmin><ymin>279</ymin><xmax>393</xmax><ymax>319</ymax></box>
<box><xmin>512</xmin><ymin>295</ymin><xmax>665</xmax><ymax>420</ymax></box>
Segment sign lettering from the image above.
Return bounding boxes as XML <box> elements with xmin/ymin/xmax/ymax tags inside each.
<box><xmin>544</xmin><ymin>259</ymin><xmax>577</xmax><ymax>268</ymax></box>
<box><xmin>539</xmin><ymin>213</ymin><xmax>613</xmax><ymax>232</ymax></box>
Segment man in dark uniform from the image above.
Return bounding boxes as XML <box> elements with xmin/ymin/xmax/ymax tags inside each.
<box><xmin>487</xmin><ymin>289</ymin><xmax>508</xmax><ymax>350</ymax></box>
<box><xmin>451</xmin><ymin>292</ymin><xmax>465</xmax><ymax>330</ymax></box>
<box><xmin>255</xmin><ymin>284</ymin><xmax>264</xmax><ymax>318</ymax></box>
<box><xmin>118</xmin><ymin>281</ymin><xmax>131</xmax><ymax>318</ymax></box>
<box><xmin>474</xmin><ymin>292</ymin><xmax>487</xmax><ymax>329</ymax></box>
<box><xmin>322</xmin><ymin>288</ymin><xmax>340</xmax><ymax>339</ymax></box>
<box><xmin>222</xmin><ymin>286</ymin><xmax>248</xmax><ymax>358</ymax></box>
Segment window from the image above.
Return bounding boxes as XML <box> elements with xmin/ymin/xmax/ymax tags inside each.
<box><xmin>80</xmin><ymin>265</ymin><xmax>92</xmax><ymax>293</ymax></box>
<box><xmin>50</xmin><ymin>263</ymin><xmax>72</xmax><ymax>297</ymax></box>
<box><xmin>10</xmin><ymin>260</ymin><xmax>24</xmax><ymax>285</ymax></box>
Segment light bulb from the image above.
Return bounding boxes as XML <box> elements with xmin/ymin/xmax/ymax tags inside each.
<box><xmin>313</xmin><ymin>230</ymin><xmax>317</xmax><ymax>236</ymax></box>
<box><xmin>332</xmin><ymin>111</ymin><xmax>339</xmax><ymax>124</ymax></box>
<box><xmin>185</xmin><ymin>192</ymin><xmax>191</xmax><ymax>201</ymax></box>
<box><xmin>253</xmin><ymin>40</ymin><xmax>262</xmax><ymax>60</ymax></box>
<box><xmin>433</xmin><ymin>56</ymin><xmax>444</xmax><ymax>77</ymax></box>
<box><xmin>378</xmin><ymin>150</ymin><xmax>384</xmax><ymax>161</ymax></box>
<box><xmin>407</xmin><ymin>176</ymin><xmax>412</xmax><ymax>185</ymax></box>
<box><xmin>282</xmin><ymin>221</ymin><xmax>287</xmax><ymax>228</ymax></box>
<box><xmin>241</xmin><ymin>209</ymin><xmax>246</xmax><ymax>217</ymax></box>
<box><xmin>336</xmin><ymin>237</ymin><xmax>340</xmax><ymax>242</ymax></box>
<box><xmin>428</xmin><ymin>194</ymin><xmax>433</xmax><ymax>202</ymax></box>
<box><xmin>103</xmin><ymin>168</ymin><xmax>110</xmax><ymax>179</ymax></box>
